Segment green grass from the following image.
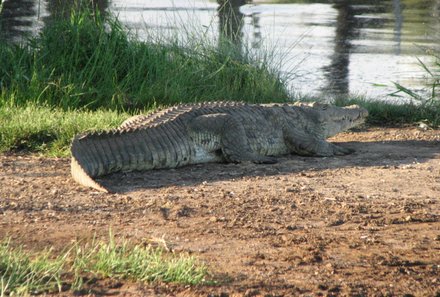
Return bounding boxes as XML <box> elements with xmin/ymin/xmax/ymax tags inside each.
<box><xmin>0</xmin><ymin>5</ymin><xmax>289</xmax><ymax>111</ymax></box>
<box><xmin>0</xmin><ymin>240</ymin><xmax>65</xmax><ymax>295</ymax></box>
<box><xmin>0</xmin><ymin>104</ymin><xmax>130</xmax><ymax>156</ymax></box>
<box><xmin>334</xmin><ymin>97</ymin><xmax>440</xmax><ymax>127</ymax></box>
<box><xmin>0</xmin><ymin>235</ymin><xmax>208</xmax><ymax>296</ymax></box>
<box><xmin>72</xmin><ymin>234</ymin><xmax>207</xmax><ymax>287</ymax></box>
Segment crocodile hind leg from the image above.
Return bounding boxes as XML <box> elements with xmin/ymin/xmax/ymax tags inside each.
<box><xmin>284</xmin><ymin>128</ymin><xmax>354</xmax><ymax>156</ymax></box>
<box><xmin>188</xmin><ymin>113</ymin><xmax>277</xmax><ymax>164</ymax></box>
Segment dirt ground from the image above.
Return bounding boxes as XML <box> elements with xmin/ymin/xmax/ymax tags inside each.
<box><xmin>1</xmin><ymin>126</ymin><xmax>439</xmax><ymax>297</ymax></box>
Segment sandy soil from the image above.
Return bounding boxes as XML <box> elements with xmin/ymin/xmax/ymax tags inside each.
<box><xmin>1</xmin><ymin>127</ymin><xmax>439</xmax><ymax>297</ymax></box>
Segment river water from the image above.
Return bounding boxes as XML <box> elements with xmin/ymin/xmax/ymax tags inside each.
<box><xmin>1</xmin><ymin>0</ymin><xmax>439</xmax><ymax>101</ymax></box>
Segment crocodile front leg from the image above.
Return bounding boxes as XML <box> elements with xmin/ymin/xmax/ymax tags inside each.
<box><xmin>188</xmin><ymin>113</ymin><xmax>277</xmax><ymax>164</ymax></box>
<box><xmin>283</xmin><ymin>128</ymin><xmax>354</xmax><ymax>157</ymax></box>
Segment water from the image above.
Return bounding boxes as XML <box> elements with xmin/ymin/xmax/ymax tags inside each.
<box><xmin>1</xmin><ymin>0</ymin><xmax>440</xmax><ymax>101</ymax></box>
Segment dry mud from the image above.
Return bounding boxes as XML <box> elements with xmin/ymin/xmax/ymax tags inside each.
<box><xmin>1</xmin><ymin>127</ymin><xmax>439</xmax><ymax>296</ymax></box>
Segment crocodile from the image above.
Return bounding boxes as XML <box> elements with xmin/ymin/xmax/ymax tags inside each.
<box><xmin>71</xmin><ymin>101</ymin><xmax>368</xmax><ymax>192</ymax></box>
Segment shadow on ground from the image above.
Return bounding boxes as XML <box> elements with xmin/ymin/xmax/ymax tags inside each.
<box><xmin>99</xmin><ymin>139</ymin><xmax>440</xmax><ymax>193</ymax></box>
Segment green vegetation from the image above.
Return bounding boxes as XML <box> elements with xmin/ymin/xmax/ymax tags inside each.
<box><xmin>0</xmin><ymin>240</ymin><xmax>65</xmax><ymax>295</ymax></box>
<box><xmin>72</xmin><ymin>234</ymin><xmax>207</xmax><ymax>288</ymax></box>
<box><xmin>0</xmin><ymin>5</ymin><xmax>288</xmax><ymax>110</ymax></box>
<box><xmin>392</xmin><ymin>54</ymin><xmax>439</xmax><ymax>105</ymax></box>
<box><xmin>341</xmin><ymin>49</ymin><xmax>440</xmax><ymax>126</ymax></box>
<box><xmin>335</xmin><ymin>97</ymin><xmax>440</xmax><ymax>126</ymax></box>
<box><xmin>0</xmin><ymin>235</ymin><xmax>207</xmax><ymax>296</ymax></box>
<box><xmin>322</xmin><ymin>44</ymin><xmax>439</xmax><ymax>127</ymax></box>
<box><xmin>0</xmin><ymin>104</ymin><xmax>128</xmax><ymax>156</ymax></box>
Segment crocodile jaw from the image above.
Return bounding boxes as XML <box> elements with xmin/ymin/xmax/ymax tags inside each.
<box><xmin>322</xmin><ymin>105</ymin><xmax>368</xmax><ymax>138</ymax></box>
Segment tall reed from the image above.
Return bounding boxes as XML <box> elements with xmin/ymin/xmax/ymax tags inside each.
<box><xmin>0</xmin><ymin>5</ymin><xmax>289</xmax><ymax>110</ymax></box>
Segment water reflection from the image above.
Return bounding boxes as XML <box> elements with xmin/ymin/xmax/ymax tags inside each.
<box><xmin>392</xmin><ymin>0</ymin><xmax>403</xmax><ymax>55</ymax></box>
<box><xmin>321</xmin><ymin>1</ymin><xmax>394</xmax><ymax>96</ymax></box>
<box><xmin>321</xmin><ymin>2</ymin><xmax>357</xmax><ymax>96</ymax></box>
<box><xmin>0</xmin><ymin>0</ymin><xmax>40</xmax><ymax>42</ymax></box>
<box><xmin>224</xmin><ymin>0</ymin><xmax>262</xmax><ymax>49</ymax></box>
<box><xmin>244</xmin><ymin>0</ymin><xmax>439</xmax><ymax>99</ymax></box>
<box><xmin>0</xmin><ymin>0</ymin><xmax>108</xmax><ymax>43</ymax></box>
<box><xmin>217</xmin><ymin>0</ymin><xmax>245</xmax><ymax>48</ymax></box>
<box><xmin>250</xmin><ymin>10</ymin><xmax>262</xmax><ymax>49</ymax></box>
<box><xmin>46</xmin><ymin>0</ymin><xmax>108</xmax><ymax>18</ymax></box>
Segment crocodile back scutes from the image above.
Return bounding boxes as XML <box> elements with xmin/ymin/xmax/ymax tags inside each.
<box><xmin>118</xmin><ymin>101</ymin><xmax>246</xmax><ymax>131</ymax></box>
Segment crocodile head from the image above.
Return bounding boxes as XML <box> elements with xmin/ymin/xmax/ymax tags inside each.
<box><xmin>295</xmin><ymin>102</ymin><xmax>368</xmax><ymax>138</ymax></box>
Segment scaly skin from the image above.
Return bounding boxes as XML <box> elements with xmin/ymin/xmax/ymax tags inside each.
<box><xmin>71</xmin><ymin>101</ymin><xmax>368</xmax><ymax>192</ymax></box>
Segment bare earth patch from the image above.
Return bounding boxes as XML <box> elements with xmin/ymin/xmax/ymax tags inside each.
<box><xmin>1</xmin><ymin>127</ymin><xmax>439</xmax><ymax>296</ymax></box>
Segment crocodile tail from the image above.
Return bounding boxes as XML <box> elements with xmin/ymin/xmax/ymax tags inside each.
<box><xmin>71</xmin><ymin>136</ymin><xmax>109</xmax><ymax>193</ymax></box>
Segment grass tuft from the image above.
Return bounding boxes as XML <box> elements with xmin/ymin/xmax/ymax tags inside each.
<box><xmin>0</xmin><ymin>240</ymin><xmax>65</xmax><ymax>296</ymax></box>
<box><xmin>0</xmin><ymin>234</ymin><xmax>208</xmax><ymax>296</ymax></box>
<box><xmin>72</xmin><ymin>234</ymin><xmax>206</xmax><ymax>286</ymax></box>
